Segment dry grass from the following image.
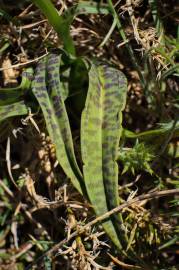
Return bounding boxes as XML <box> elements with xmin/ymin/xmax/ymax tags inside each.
<box><xmin>0</xmin><ymin>1</ymin><xmax>178</xmax><ymax>269</ymax></box>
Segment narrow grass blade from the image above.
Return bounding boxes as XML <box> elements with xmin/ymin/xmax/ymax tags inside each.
<box><xmin>160</xmin><ymin>63</ymin><xmax>179</xmax><ymax>79</ymax></box>
<box><xmin>107</xmin><ymin>0</ymin><xmax>146</xmax><ymax>89</ymax></box>
<box><xmin>81</xmin><ymin>62</ymin><xmax>128</xmax><ymax>248</ymax></box>
<box><xmin>0</xmin><ymin>8</ymin><xmax>14</xmax><ymax>22</ymax></box>
<box><xmin>148</xmin><ymin>0</ymin><xmax>164</xmax><ymax>41</ymax></box>
<box><xmin>123</xmin><ymin>120</ymin><xmax>179</xmax><ymax>140</ymax></box>
<box><xmin>63</xmin><ymin>1</ymin><xmax>110</xmax><ymax>18</ymax></box>
<box><xmin>99</xmin><ymin>18</ymin><xmax>117</xmax><ymax>47</ymax></box>
<box><xmin>32</xmin><ymin>53</ymin><xmax>84</xmax><ymax>194</ymax></box>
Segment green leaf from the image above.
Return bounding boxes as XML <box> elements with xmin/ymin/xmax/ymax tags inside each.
<box><xmin>0</xmin><ymin>100</ymin><xmax>28</xmax><ymax>122</ymax></box>
<box><xmin>62</xmin><ymin>1</ymin><xmax>110</xmax><ymax>20</ymax></box>
<box><xmin>32</xmin><ymin>53</ymin><xmax>84</xmax><ymax>194</ymax></box>
<box><xmin>118</xmin><ymin>142</ymin><xmax>154</xmax><ymax>175</ymax></box>
<box><xmin>123</xmin><ymin>120</ymin><xmax>179</xmax><ymax>140</ymax></box>
<box><xmin>81</xmin><ymin>62</ymin><xmax>128</xmax><ymax>248</ymax></box>
<box><xmin>0</xmin><ymin>68</ymin><xmax>33</xmax><ymax>106</ymax></box>
<box><xmin>0</xmin><ymin>100</ymin><xmax>29</xmax><ymax>141</ymax></box>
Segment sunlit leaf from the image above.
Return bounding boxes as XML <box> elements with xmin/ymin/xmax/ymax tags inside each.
<box><xmin>81</xmin><ymin>62</ymin><xmax>128</xmax><ymax>248</ymax></box>
<box><xmin>32</xmin><ymin>53</ymin><xmax>84</xmax><ymax>194</ymax></box>
<box><xmin>0</xmin><ymin>100</ymin><xmax>28</xmax><ymax>123</ymax></box>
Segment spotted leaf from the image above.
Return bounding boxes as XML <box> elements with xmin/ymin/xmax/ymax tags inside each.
<box><xmin>81</xmin><ymin>62</ymin><xmax>128</xmax><ymax>248</ymax></box>
<box><xmin>32</xmin><ymin>53</ymin><xmax>84</xmax><ymax>194</ymax></box>
<box><xmin>0</xmin><ymin>68</ymin><xmax>33</xmax><ymax>106</ymax></box>
<box><xmin>0</xmin><ymin>100</ymin><xmax>28</xmax><ymax>123</ymax></box>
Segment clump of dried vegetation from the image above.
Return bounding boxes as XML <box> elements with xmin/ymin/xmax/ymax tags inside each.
<box><xmin>0</xmin><ymin>0</ymin><xmax>179</xmax><ymax>269</ymax></box>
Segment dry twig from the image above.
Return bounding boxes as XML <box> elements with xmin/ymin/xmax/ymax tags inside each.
<box><xmin>26</xmin><ymin>188</ymin><xmax>179</xmax><ymax>269</ymax></box>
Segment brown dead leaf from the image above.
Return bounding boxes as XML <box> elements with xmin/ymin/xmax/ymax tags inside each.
<box><xmin>1</xmin><ymin>57</ymin><xmax>18</xmax><ymax>86</ymax></box>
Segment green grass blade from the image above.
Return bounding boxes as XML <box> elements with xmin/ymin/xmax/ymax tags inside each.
<box><xmin>148</xmin><ymin>0</ymin><xmax>165</xmax><ymax>42</ymax></box>
<box><xmin>0</xmin><ymin>8</ymin><xmax>13</xmax><ymax>22</ymax></box>
<box><xmin>63</xmin><ymin>1</ymin><xmax>110</xmax><ymax>18</ymax></box>
<box><xmin>32</xmin><ymin>53</ymin><xmax>84</xmax><ymax>194</ymax></box>
<box><xmin>81</xmin><ymin>62</ymin><xmax>128</xmax><ymax>248</ymax></box>
<box><xmin>107</xmin><ymin>0</ymin><xmax>146</xmax><ymax>89</ymax></box>
<box><xmin>99</xmin><ymin>18</ymin><xmax>117</xmax><ymax>47</ymax></box>
<box><xmin>123</xmin><ymin>120</ymin><xmax>179</xmax><ymax>140</ymax></box>
<box><xmin>160</xmin><ymin>63</ymin><xmax>179</xmax><ymax>79</ymax></box>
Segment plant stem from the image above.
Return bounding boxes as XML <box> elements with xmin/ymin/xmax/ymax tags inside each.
<box><xmin>31</xmin><ymin>0</ymin><xmax>76</xmax><ymax>56</ymax></box>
